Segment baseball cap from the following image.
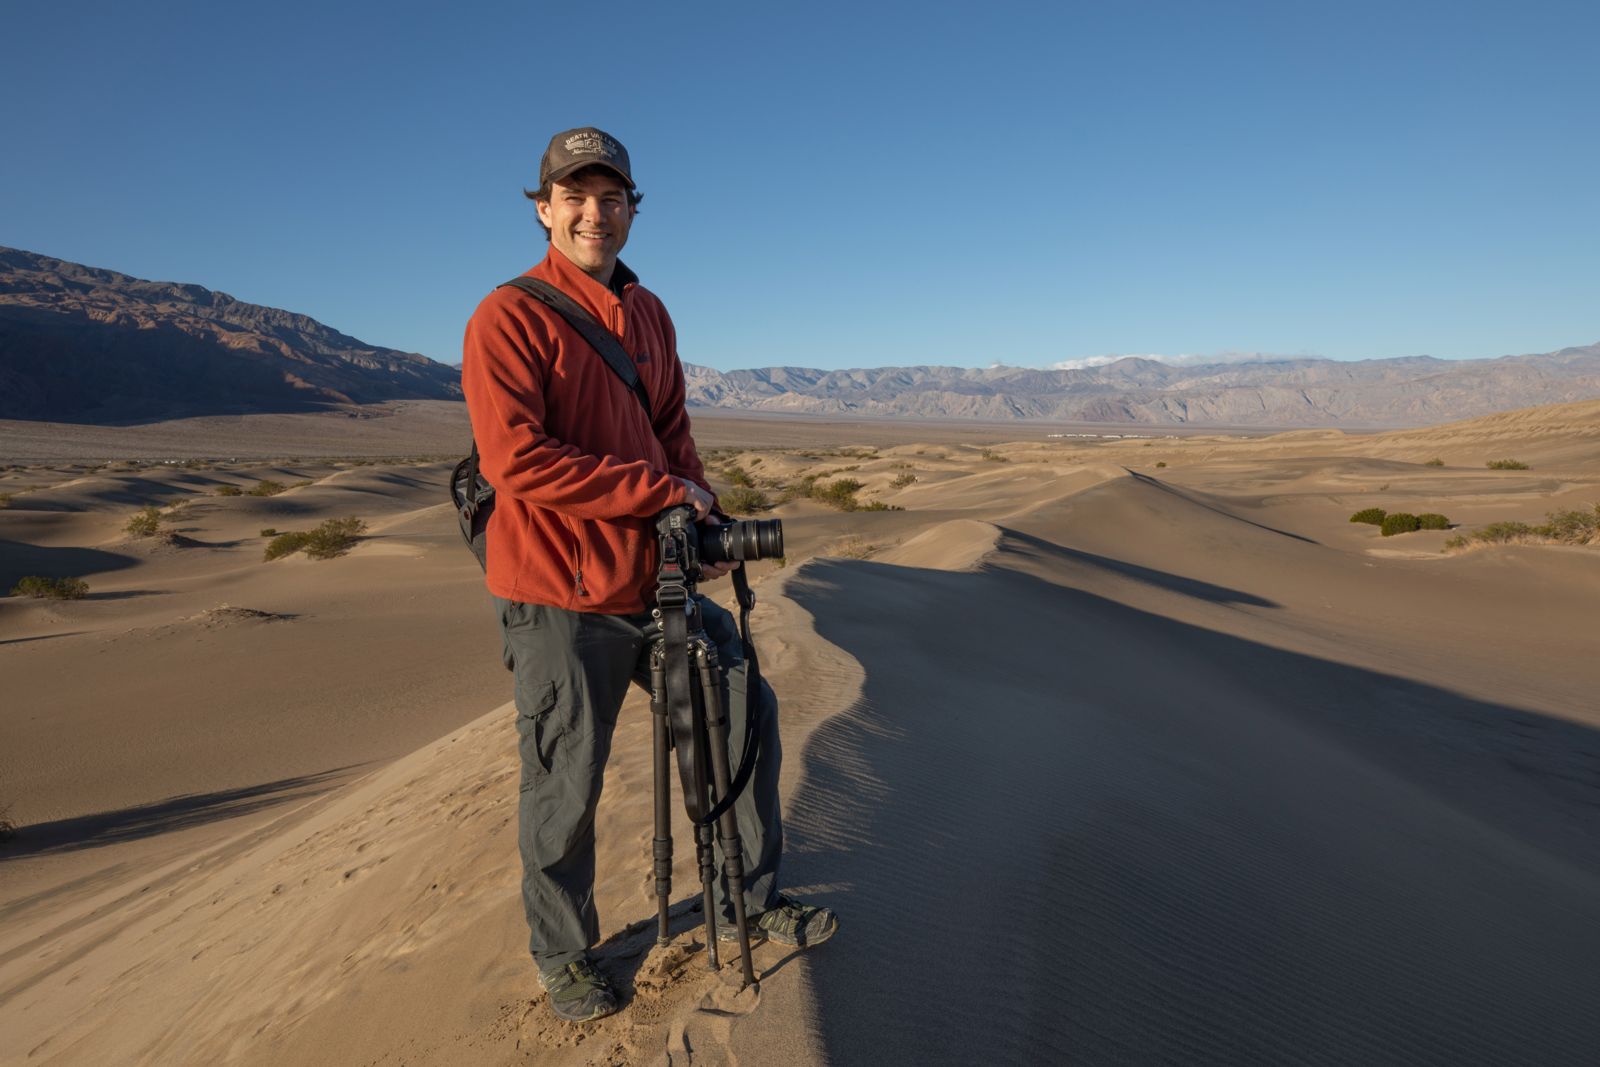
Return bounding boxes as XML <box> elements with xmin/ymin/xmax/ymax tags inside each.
<box><xmin>540</xmin><ymin>127</ymin><xmax>634</xmax><ymax>189</ymax></box>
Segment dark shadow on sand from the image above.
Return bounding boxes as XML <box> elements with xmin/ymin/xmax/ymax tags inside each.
<box><xmin>0</xmin><ymin>767</ymin><xmax>362</xmax><ymax>860</ymax></box>
<box><xmin>0</xmin><ymin>540</ymin><xmax>138</xmax><ymax>590</ymax></box>
<box><xmin>1123</xmin><ymin>467</ymin><xmax>1322</xmax><ymax>544</ymax></box>
<box><xmin>779</xmin><ymin>552</ymin><xmax>1600</xmax><ymax>1066</ymax></box>
<box><xmin>999</xmin><ymin>527</ymin><xmax>1281</xmax><ymax>608</ymax></box>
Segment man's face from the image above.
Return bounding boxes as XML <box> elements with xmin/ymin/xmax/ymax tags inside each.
<box><xmin>536</xmin><ymin>170</ymin><xmax>633</xmax><ymax>281</ymax></box>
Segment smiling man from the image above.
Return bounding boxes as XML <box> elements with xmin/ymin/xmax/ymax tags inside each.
<box><xmin>461</xmin><ymin>127</ymin><xmax>837</xmax><ymax>1024</ymax></box>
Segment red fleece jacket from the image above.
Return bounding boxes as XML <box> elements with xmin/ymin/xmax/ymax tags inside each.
<box><xmin>461</xmin><ymin>248</ymin><xmax>712</xmax><ymax>612</ymax></box>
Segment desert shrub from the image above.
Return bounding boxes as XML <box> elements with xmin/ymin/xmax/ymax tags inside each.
<box><xmin>125</xmin><ymin>506</ymin><xmax>163</xmax><ymax>537</ymax></box>
<box><xmin>826</xmin><ymin>535</ymin><xmax>878</xmax><ymax>559</ymax></box>
<box><xmin>302</xmin><ymin>517</ymin><xmax>367</xmax><ymax>559</ymax></box>
<box><xmin>890</xmin><ymin>472</ymin><xmax>918</xmax><ymax>489</ymax></box>
<box><xmin>1416</xmin><ymin>513</ymin><xmax>1451</xmax><ymax>530</ymax></box>
<box><xmin>720</xmin><ymin>486</ymin><xmax>771</xmax><ymax>514</ymax></box>
<box><xmin>1424</xmin><ymin>457</ymin><xmax>1445</xmax><ymax>467</ymax></box>
<box><xmin>263</xmin><ymin>531</ymin><xmax>312</xmax><ymax>561</ymax></box>
<box><xmin>723</xmin><ymin>465</ymin><xmax>755</xmax><ymax>488</ymax></box>
<box><xmin>859</xmin><ymin>501</ymin><xmax>904</xmax><ymax>511</ymax></box>
<box><xmin>1350</xmin><ymin>508</ymin><xmax>1387</xmax><ymax>526</ymax></box>
<box><xmin>1380</xmin><ymin>512</ymin><xmax>1421</xmax><ymax>536</ymax></box>
<box><xmin>1473</xmin><ymin>521</ymin><xmax>1535</xmax><ymax>543</ymax></box>
<box><xmin>1442</xmin><ymin>535</ymin><xmax>1468</xmax><ymax>551</ymax></box>
<box><xmin>1539</xmin><ymin>505</ymin><xmax>1600</xmax><ymax>544</ymax></box>
<box><xmin>260</xmin><ymin>528</ymin><xmax>279</xmax><ymax>537</ymax></box>
<box><xmin>248</xmin><ymin>479</ymin><xmax>287</xmax><ymax>497</ymax></box>
<box><xmin>1155</xmin><ymin>461</ymin><xmax>1167</xmax><ymax>468</ymax></box>
<box><xmin>289</xmin><ymin>479</ymin><xmax>313</xmax><ymax>489</ymax></box>
<box><xmin>214</xmin><ymin>485</ymin><xmax>243</xmax><ymax>497</ymax></box>
<box><xmin>1486</xmin><ymin>459</ymin><xmax>1530</xmax><ymax>470</ymax></box>
<box><xmin>979</xmin><ymin>449</ymin><xmax>1008</xmax><ymax>462</ymax></box>
<box><xmin>0</xmin><ymin>492</ymin><xmax>11</xmax><ymax>509</ymax></box>
<box><xmin>11</xmin><ymin>575</ymin><xmax>89</xmax><ymax>599</ymax></box>
<box><xmin>812</xmin><ymin>478</ymin><xmax>864</xmax><ymax>511</ymax></box>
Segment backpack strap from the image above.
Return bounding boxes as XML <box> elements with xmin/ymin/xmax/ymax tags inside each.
<box><xmin>498</xmin><ymin>275</ymin><xmax>653</xmax><ymax>419</ymax></box>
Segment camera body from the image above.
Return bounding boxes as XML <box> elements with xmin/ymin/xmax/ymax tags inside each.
<box><xmin>654</xmin><ymin>505</ymin><xmax>784</xmax><ymax>586</ymax></box>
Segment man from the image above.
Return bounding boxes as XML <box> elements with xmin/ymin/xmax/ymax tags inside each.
<box><xmin>461</xmin><ymin>127</ymin><xmax>837</xmax><ymax>1023</ymax></box>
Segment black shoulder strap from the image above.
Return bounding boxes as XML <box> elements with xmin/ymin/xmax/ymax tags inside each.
<box><xmin>499</xmin><ymin>275</ymin><xmax>653</xmax><ymax>419</ymax></box>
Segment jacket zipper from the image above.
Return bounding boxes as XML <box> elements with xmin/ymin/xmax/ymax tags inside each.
<box><xmin>560</xmin><ymin>514</ymin><xmax>588</xmax><ymax>598</ymax></box>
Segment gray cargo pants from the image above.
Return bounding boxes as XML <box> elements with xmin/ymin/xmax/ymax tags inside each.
<box><xmin>494</xmin><ymin>594</ymin><xmax>783</xmax><ymax>972</ymax></box>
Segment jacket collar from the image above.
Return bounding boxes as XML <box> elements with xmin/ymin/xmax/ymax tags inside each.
<box><xmin>532</xmin><ymin>247</ymin><xmax>638</xmax><ymax>333</ymax></box>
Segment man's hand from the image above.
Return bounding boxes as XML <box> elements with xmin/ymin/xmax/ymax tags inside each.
<box><xmin>698</xmin><ymin>517</ymin><xmax>742</xmax><ymax>582</ymax></box>
<box><xmin>678</xmin><ymin>477</ymin><xmax>715</xmax><ymax>521</ymax></box>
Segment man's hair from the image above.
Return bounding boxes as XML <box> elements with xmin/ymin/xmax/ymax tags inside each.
<box><xmin>524</xmin><ymin>164</ymin><xmax>644</xmax><ymax>240</ymax></box>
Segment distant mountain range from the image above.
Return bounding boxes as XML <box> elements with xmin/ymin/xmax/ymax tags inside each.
<box><xmin>683</xmin><ymin>345</ymin><xmax>1600</xmax><ymax>427</ymax></box>
<box><xmin>0</xmin><ymin>247</ymin><xmax>461</xmax><ymax>422</ymax></box>
<box><xmin>2</xmin><ymin>247</ymin><xmax>1595</xmax><ymax>428</ymax></box>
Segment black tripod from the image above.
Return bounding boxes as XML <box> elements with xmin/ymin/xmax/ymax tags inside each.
<box><xmin>643</xmin><ymin>582</ymin><xmax>761</xmax><ymax>990</ymax></box>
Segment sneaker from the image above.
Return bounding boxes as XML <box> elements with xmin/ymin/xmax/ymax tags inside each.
<box><xmin>718</xmin><ymin>895</ymin><xmax>839</xmax><ymax>949</ymax></box>
<box><xmin>539</xmin><ymin>958</ymin><xmax>620</xmax><ymax>1023</ymax></box>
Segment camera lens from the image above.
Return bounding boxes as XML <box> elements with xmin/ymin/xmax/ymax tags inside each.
<box><xmin>702</xmin><ymin>519</ymin><xmax>784</xmax><ymax>563</ymax></box>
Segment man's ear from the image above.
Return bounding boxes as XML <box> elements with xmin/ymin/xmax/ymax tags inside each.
<box><xmin>534</xmin><ymin>198</ymin><xmax>553</xmax><ymax>228</ymax></box>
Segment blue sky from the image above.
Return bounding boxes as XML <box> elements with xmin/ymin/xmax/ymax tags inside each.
<box><xmin>6</xmin><ymin>0</ymin><xmax>1596</xmax><ymax>371</ymax></box>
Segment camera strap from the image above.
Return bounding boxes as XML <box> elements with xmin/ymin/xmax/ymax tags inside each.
<box><xmin>657</xmin><ymin>555</ymin><xmax>764</xmax><ymax>828</ymax></box>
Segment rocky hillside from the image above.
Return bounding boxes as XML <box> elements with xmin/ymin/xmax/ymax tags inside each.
<box><xmin>0</xmin><ymin>247</ymin><xmax>461</xmax><ymax>422</ymax></box>
<box><xmin>683</xmin><ymin>345</ymin><xmax>1600</xmax><ymax>427</ymax></box>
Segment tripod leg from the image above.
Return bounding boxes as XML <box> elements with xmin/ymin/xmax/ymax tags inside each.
<box><xmin>696</xmin><ymin>646</ymin><xmax>759</xmax><ymax>990</ymax></box>
<box><xmin>649</xmin><ymin>652</ymin><xmax>672</xmax><ymax>946</ymax></box>
<box><xmin>697</xmin><ymin>818</ymin><xmax>720</xmax><ymax>970</ymax></box>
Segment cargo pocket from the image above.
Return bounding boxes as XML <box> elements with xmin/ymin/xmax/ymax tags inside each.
<box><xmin>515</xmin><ymin>679</ymin><xmax>564</xmax><ymax>779</ymax></box>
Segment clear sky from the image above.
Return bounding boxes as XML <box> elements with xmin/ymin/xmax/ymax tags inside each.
<box><xmin>6</xmin><ymin>0</ymin><xmax>1596</xmax><ymax>371</ymax></box>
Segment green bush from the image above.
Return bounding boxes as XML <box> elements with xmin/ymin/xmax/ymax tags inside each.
<box><xmin>302</xmin><ymin>516</ymin><xmax>367</xmax><ymax>559</ymax></box>
<box><xmin>859</xmin><ymin>501</ymin><xmax>905</xmax><ymax>511</ymax></box>
<box><xmin>1539</xmin><ymin>505</ymin><xmax>1600</xmax><ymax>544</ymax></box>
<box><xmin>723</xmin><ymin>465</ymin><xmax>755</xmax><ymax>488</ymax></box>
<box><xmin>247</xmin><ymin>479</ymin><xmax>287</xmax><ymax>497</ymax></box>
<box><xmin>1473</xmin><ymin>521</ymin><xmax>1534</xmax><ymax>543</ymax></box>
<box><xmin>720</xmin><ymin>486</ymin><xmax>771</xmax><ymax>515</ymax></box>
<box><xmin>289</xmin><ymin>479</ymin><xmax>313</xmax><ymax>489</ymax></box>
<box><xmin>1350</xmin><ymin>508</ymin><xmax>1387</xmax><ymax>526</ymax></box>
<box><xmin>979</xmin><ymin>449</ymin><xmax>1008</xmax><ymax>462</ymax></box>
<box><xmin>1486</xmin><ymin>459</ymin><xmax>1530</xmax><ymax>470</ymax></box>
<box><xmin>215</xmin><ymin>485</ymin><xmax>243</xmax><ymax>497</ymax></box>
<box><xmin>1424</xmin><ymin>457</ymin><xmax>1445</xmax><ymax>467</ymax></box>
<box><xmin>260</xmin><ymin>528</ymin><xmax>279</xmax><ymax>537</ymax></box>
<box><xmin>1380</xmin><ymin>512</ymin><xmax>1421</xmax><ymax>536</ymax></box>
<box><xmin>0</xmin><ymin>492</ymin><xmax>12</xmax><ymax>509</ymax></box>
<box><xmin>263</xmin><ymin>531</ymin><xmax>312</xmax><ymax>561</ymax></box>
<box><xmin>125</xmin><ymin>506</ymin><xmax>163</xmax><ymax>537</ymax></box>
<box><xmin>1154</xmin><ymin>461</ymin><xmax>1167</xmax><ymax>468</ymax></box>
<box><xmin>812</xmin><ymin>478</ymin><xmax>864</xmax><ymax>511</ymax></box>
<box><xmin>11</xmin><ymin>575</ymin><xmax>89</xmax><ymax>599</ymax></box>
<box><xmin>1416</xmin><ymin>513</ymin><xmax>1451</xmax><ymax>530</ymax></box>
<box><xmin>890</xmin><ymin>472</ymin><xmax>918</xmax><ymax>489</ymax></box>
<box><xmin>1442</xmin><ymin>535</ymin><xmax>1468</xmax><ymax>551</ymax></box>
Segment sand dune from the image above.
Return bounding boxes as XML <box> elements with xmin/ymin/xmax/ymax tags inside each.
<box><xmin>4</xmin><ymin>403</ymin><xmax>1599</xmax><ymax>1064</ymax></box>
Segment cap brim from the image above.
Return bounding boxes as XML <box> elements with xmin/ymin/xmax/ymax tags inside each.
<box><xmin>544</xmin><ymin>160</ymin><xmax>634</xmax><ymax>189</ymax></box>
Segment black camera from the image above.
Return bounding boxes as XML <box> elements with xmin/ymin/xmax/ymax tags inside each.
<box><xmin>655</xmin><ymin>505</ymin><xmax>783</xmax><ymax>584</ymax></box>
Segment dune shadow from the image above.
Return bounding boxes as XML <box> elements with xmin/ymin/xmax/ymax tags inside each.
<box><xmin>0</xmin><ymin>540</ymin><xmax>138</xmax><ymax>589</ymax></box>
<box><xmin>997</xmin><ymin>526</ymin><xmax>1280</xmax><ymax>607</ymax></box>
<box><xmin>0</xmin><ymin>767</ymin><xmax>363</xmax><ymax>860</ymax></box>
<box><xmin>1123</xmin><ymin>467</ymin><xmax>1321</xmax><ymax>544</ymax></box>
<box><xmin>779</xmin><ymin>553</ymin><xmax>1600</xmax><ymax>1066</ymax></box>
<box><xmin>82</xmin><ymin>589</ymin><xmax>165</xmax><ymax>601</ymax></box>
<box><xmin>0</xmin><ymin>630</ymin><xmax>90</xmax><ymax>645</ymax></box>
